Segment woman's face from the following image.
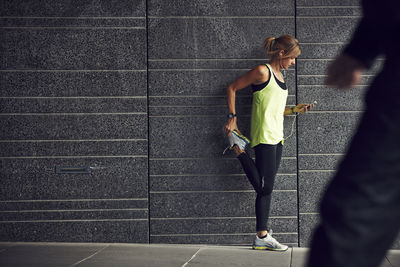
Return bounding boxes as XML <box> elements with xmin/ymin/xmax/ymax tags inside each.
<box><xmin>281</xmin><ymin>57</ymin><xmax>296</xmax><ymax>70</ymax></box>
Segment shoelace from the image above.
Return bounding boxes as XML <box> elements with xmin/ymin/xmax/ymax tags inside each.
<box><xmin>267</xmin><ymin>230</ymin><xmax>280</xmax><ymax>247</ymax></box>
<box><xmin>222</xmin><ymin>145</ymin><xmax>233</xmax><ymax>155</ymax></box>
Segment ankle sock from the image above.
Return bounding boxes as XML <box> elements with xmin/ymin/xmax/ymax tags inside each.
<box><xmin>259</xmin><ymin>234</ymin><xmax>267</xmax><ymax>239</ymax></box>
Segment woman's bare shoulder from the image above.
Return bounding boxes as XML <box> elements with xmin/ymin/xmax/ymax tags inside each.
<box><xmin>252</xmin><ymin>64</ymin><xmax>270</xmax><ymax>82</ymax></box>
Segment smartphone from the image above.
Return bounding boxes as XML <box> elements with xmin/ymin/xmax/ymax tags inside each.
<box><xmin>307</xmin><ymin>101</ymin><xmax>317</xmax><ymax>110</ymax></box>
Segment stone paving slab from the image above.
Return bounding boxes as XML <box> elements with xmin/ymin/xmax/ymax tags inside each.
<box><xmin>0</xmin><ymin>242</ymin><xmax>398</xmax><ymax>267</ymax></box>
<box><xmin>185</xmin><ymin>246</ymin><xmax>291</xmax><ymax>267</ymax></box>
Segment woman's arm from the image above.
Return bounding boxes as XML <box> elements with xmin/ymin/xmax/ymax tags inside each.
<box><xmin>224</xmin><ymin>65</ymin><xmax>269</xmax><ymax>134</ymax></box>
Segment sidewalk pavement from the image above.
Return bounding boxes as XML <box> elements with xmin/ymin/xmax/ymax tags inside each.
<box><xmin>0</xmin><ymin>242</ymin><xmax>399</xmax><ymax>267</ymax></box>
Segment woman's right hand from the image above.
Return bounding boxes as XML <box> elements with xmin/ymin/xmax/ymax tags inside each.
<box><xmin>223</xmin><ymin>118</ymin><xmax>238</xmax><ymax>136</ymax></box>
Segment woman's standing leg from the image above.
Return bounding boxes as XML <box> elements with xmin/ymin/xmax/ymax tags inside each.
<box><xmin>235</xmin><ymin>143</ymin><xmax>287</xmax><ymax>251</ymax></box>
<box><xmin>254</xmin><ymin>143</ymin><xmax>282</xmax><ymax>232</ymax></box>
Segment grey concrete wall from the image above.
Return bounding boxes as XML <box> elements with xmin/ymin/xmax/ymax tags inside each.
<box><xmin>0</xmin><ymin>0</ymin><xmax>149</xmax><ymax>242</ymax></box>
<box><xmin>1</xmin><ymin>0</ymin><xmax>398</xmax><ymax>248</ymax></box>
<box><xmin>147</xmin><ymin>0</ymin><xmax>297</xmax><ymax>246</ymax></box>
<box><xmin>296</xmin><ymin>0</ymin><xmax>363</xmax><ymax>246</ymax></box>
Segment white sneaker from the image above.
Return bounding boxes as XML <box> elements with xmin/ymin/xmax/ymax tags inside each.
<box><xmin>252</xmin><ymin>230</ymin><xmax>289</xmax><ymax>251</ymax></box>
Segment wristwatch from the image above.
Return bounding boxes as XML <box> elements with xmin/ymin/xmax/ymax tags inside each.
<box><xmin>227</xmin><ymin>113</ymin><xmax>237</xmax><ymax>119</ymax></box>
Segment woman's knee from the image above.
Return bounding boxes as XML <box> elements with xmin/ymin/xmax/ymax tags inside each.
<box><xmin>259</xmin><ymin>186</ymin><xmax>273</xmax><ymax>196</ymax></box>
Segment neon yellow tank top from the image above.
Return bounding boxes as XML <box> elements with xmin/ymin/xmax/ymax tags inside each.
<box><xmin>250</xmin><ymin>64</ymin><xmax>288</xmax><ymax>147</ymax></box>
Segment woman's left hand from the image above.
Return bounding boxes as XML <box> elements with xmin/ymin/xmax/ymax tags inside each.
<box><xmin>294</xmin><ymin>103</ymin><xmax>314</xmax><ymax>113</ymax></box>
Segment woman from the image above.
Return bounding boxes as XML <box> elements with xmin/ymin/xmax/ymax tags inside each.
<box><xmin>223</xmin><ymin>34</ymin><xmax>313</xmax><ymax>251</ymax></box>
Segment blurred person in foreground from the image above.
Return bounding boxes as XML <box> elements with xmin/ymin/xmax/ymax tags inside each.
<box><xmin>306</xmin><ymin>0</ymin><xmax>400</xmax><ymax>267</ymax></box>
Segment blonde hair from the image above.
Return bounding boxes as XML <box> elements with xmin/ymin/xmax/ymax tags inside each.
<box><xmin>264</xmin><ymin>34</ymin><xmax>301</xmax><ymax>59</ymax></box>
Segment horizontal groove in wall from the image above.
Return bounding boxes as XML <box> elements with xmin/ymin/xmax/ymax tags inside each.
<box><xmin>149</xmin><ymin>58</ymin><xmax>269</xmax><ymax>61</ymax></box>
<box><xmin>148</xmin><ymin>16</ymin><xmax>294</xmax><ymax>19</ymax></box>
<box><xmin>151</xmin><ymin>216</ymin><xmax>297</xmax><ymax>220</ymax></box>
<box><xmin>0</xmin><ymin>112</ymin><xmax>147</xmax><ymax>116</ymax></box>
<box><xmin>150</xmin><ymin>95</ymin><xmax>295</xmax><ymax>101</ymax></box>
<box><xmin>149</xmin><ymin>95</ymin><xmax>248</xmax><ymax>98</ymax></box>
<box><xmin>298</xmin><ymin>153</ymin><xmax>344</xmax><ymax>156</ymax></box>
<box><xmin>297</xmin><ymin>85</ymin><xmax>365</xmax><ymax>87</ymax></box>
<box><xmin>0</xmin><ymin>139</ymin><xmax>147</xmax><ymax>142</ymax></box>
<box><xmin>0</xmin><ymin>26</ymin><xmax>146</xmax><ymax>29</ymax></box>
<box><xmin>148</xmin><ymin>112</ymin><xmax>360</xmax><ymax>117</ymax></box>
<box><xmin>298</xmin><ymin>59</ymin><xmax>382</xmax><ymax>62</ymax></box>
<box><xmin>150</xmin><ymin>173</ymin><xmax>296</xmax><ymax>177</ymax></box>
<box><xmin>150</xmin><ymin>190</ymin><xmax>297</xmax><ymax>194</ymax></box>
<box><xmin>150</xmin><ymin>157</ymin><xmax>296</xmax><ymax>161</ymax></box>
<box><xmin>298</xmin><ymin>74</ymin><xmax>375</xmax><ymax>77</ymax></box>
<box><xmin>0</xmin><ymin>155</ymin><xmax>147</xmax><ymax>159</ymax></box>
<box><xmin>297</xmin><ymin>6</ymin><xmax>359</xmax><ymax>8</ymax></box>
<box><xmin>296</xmin><ymin>111</ymin><xmax>363</xmax><ymax>113</ymax></box>
<box><xmin>0</xmin><ymin>96</ymin><xmax>147</xmax><ymax>99</ymax></box>
<box><xmin>149</xmin><ymin>69</ymin><xmax>254</xmax><ymax>71</ymax></box>
<box><xmin>1</xmin><ymin>208</ymin><xmax>147</xmax><ymax>213</ymax></box>
<box><xmin>299</xmin><ymin>170</ymin><xmax>335</xmax><ymax>173</ymax></box>
<box><xmin>296</xmin><ymin>16</ymin><xmax>360</xmax><ymax>19</ymax></box>
<box><xmin>297</xmin><ymin>59</ymin><xmax>333</xmax><ymax>61</ymax></box>
<box><xmin>0</xmin><ymin>16</ymin><xmax>146</xmax><ymax>19</ymax></box>
<box><xmin>0</xmin><ymin>219</ymin><xmax>148</xmax><ymax>223</ymax></box>
<box><xmin>299</xmin><ymin>42</ymin><xmax>345</xmax><ymax>45</ymax></box>
<box><xmin>0</xmin><ymin>198</ymin><xmax>147</xmax><ymax>203</ymax></box>
<box><xmin>0</xmin><ymin>70</ymin><xmax>147</xmax><ymax>72</ymax></box>
<box><xmin>149</xmin><ymin>105</ymin><xmax>227</xmax><ymax>108</ymax></box>
<box><xmin>151</xmin><ymin>232</ymin><xmax>297</xmax><ymax>236</ymax></box>
<box><xmin>150</xmin><ymin>173</ymin><xmax>297</xmax><ymax>177</ymax></box>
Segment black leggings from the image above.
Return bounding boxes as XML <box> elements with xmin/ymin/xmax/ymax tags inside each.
<box><xmin>238</xmin><ymin>143</ymin><xmax>283</xmax><ymax>231</ymax></box>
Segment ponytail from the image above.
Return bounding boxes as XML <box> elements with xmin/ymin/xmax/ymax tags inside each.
<box><xmin>263</xmin><ymin>34</ymin><xmax>301</xmax><ymax>59</ymax></box>
<box><xmin>264</xmin><ymin>37</ymin><xmax>276</xmax><ymax>55</ymax></box>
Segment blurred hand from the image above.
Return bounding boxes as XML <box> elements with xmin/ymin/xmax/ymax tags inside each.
<box><xmin>295</xmin><ymin>103</ymin><xmax>314</xmax><ymax>114</ymax></box>
<box><xmin>223</xmin><ymin>118</ymin><xmax>238</xmax><ymax>136</ymax></box>
<box><xmin>325</xmin><ymin>54</ymin><xmax>365</xmax><ymax>90</ymax></box>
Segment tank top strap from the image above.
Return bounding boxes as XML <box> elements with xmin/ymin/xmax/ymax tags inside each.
<box><xmin>266</xmin><ymin>64</ymin><xmax>287</xmax><ymax>90</ymax></box>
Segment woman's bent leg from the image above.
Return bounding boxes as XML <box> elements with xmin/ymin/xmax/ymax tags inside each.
<box><xmin>237</xmin><ymin>152</ymin><xmax>262</xmax><ymax>193</ymax></box>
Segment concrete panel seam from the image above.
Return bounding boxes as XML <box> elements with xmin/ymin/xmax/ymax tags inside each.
<box><xmin>70</xmin><ymin>244</ymin><xmax>110</xmax><ymax>267</ymax></box>
<box><xmin>182</xmin><ymin>247</ymin><xmax>202</xmax><ymax>267</ymax></box>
